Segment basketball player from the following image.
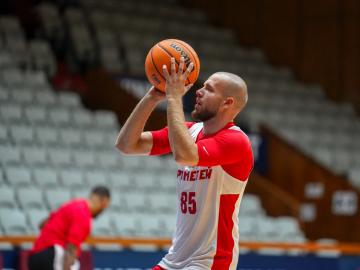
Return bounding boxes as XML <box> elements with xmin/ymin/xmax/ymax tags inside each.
<box><xmin>28</xmin><ymin>186</ymin><xmax>110</xmax><ymax>270</ymax></box>
<box><xmin>116</xmin><ymin>57</ymin><xmax>253</xmax><ymax>269</ymax></box>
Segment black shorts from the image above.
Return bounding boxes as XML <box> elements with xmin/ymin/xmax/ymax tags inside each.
<box><xmin>28</xmin><ymin>247</ymin><xmax>55</xmax><ymax>270</ymax></box>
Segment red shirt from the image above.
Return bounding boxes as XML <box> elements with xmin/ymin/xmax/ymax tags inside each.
<box><xmin>32</xmin><ymin>199</ymin><xmax>92</xmax><ymax>256</ymax></box>
<box><xmin>150</xmin><ymin>122</ymin><xmax>253</xmax><ymax>181</ymax></box>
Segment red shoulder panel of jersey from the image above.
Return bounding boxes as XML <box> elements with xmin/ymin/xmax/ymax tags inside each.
<box><xmin>196</xmin><ymin>128</ymin><xmax>253</xmax><ymax>181</ymax></box>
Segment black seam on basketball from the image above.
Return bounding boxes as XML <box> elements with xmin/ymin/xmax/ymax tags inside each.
<box><xmin>158</xmin><ymin>43</ymin><xmax>191</xmax><ymax>85</ymax></box>
<box><xmin>150</xmin><ymin>48</ymin><xmax>166</xmax><ymax>83</ymax></box>
<box><xmin>170</xmin><ymin>39</ymin><xmax>199</xmax><ymax>72</ymax></box>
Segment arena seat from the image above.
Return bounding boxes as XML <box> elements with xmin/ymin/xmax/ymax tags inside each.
<box><xmin>72</xmin><ymin>150</ymin><xmax>98</xmax><ymax>169</ymax></box>
<box><xmin>9</xmin><ymin>89</ymin><xmax>33</xmax><ymax>105</ymax></box>
<box><xmin>4</xmin><ymin>165</ymin><xmax>32</xmax><ymax>187</ymax></box>
<box><xmin>59</xmin><ymin>168</ymin><xmax>85</xmax><ymax>188</ymax></box>
<box><xmin>9</xmin><ymin>124</ymin><xmax>35</xmax><ymax>145</ymax></box>
<box><xmin>238</xmin><ymin>216</ymin><xmax>259</xmax><ymax>241</ymax></box>
<box><xmin>29</xmin><ymin>39</ymin><xmax>56</xmax><ymax>77</ymax></box>
<box><xmin>34</xmin><ymin>126</ymin><xmax>59</xmax><ymax>145</ymax></box>
<box><xmin>97</xmin><ymin>151</ymin><xmax>123</xmax><ymax>170</ymax></box>
<box><xmin>349</xmin><ymin>168</ymin><xmax>360</xmax><ymax>189</ymax></box>
<box><xmin>83</xmin><ymin>170</ymin><xmax>108</xmax><ymax>186</ymax></box>
<box><xmin>0</xmin><ymin>104</ymin><xmax>23</xmax><ymax>123</ymax></box>
<box><xmin>36</xmin><ymin>2</ymin><xmax>64</xmax><ymax>42</ymax></box>
<box><xmin>137</xmin><ymin>213</ymin><xmax>164</xmax><ymax>237</ymax></box>
<box><xmin>108</xmin><ymin>171</ymin><xmax>133</xmax><ymax>190</ymax></box>
<box><xmin>44</xmin><ymin>189</ymin><xmax>72</xmax><ymax>210</ymax></box>
<box><xmin>48</xmin><ymin>108</ymin><xmax>71</xmax><ymax>126</ymax></box>
<box><xmin>132</xmin><ymin>173</ymin><xmax>158</xmax><ymax>192</ymax></box>
<box><xmin>277</xmin><ymin>217</ymin><xmax>304</xmax><ymax>242</ymax></box>
<box><xmin>107</xmin><ymin>192</ymin><xmax>127</xmax><ymax>213</ymax></box>
<box><xmin>123</xmin><ymin>192</ymin><xmax>150</xmax><ymax>213</ymax></box>
<box><xmin>72</xmin><ymin>189</ymin><xmax>90</xmax><ymax>199</ymax></box>
<box><xmin>26</xmin><ymin>209</ymin><xmax>49</xmax><ymax>234</ymax></box>
<box><xmin>59</xmin><ymin>128</ymin><xmax>83</xmax><ymax>147</ymax></box>
<box><xmin>24</xmin><ymin>106</ymin><xmax>47</xmax><ymax>125</ymax></box>
<box><xmin>111</xmin><ymin>213</ymin><xmax>139</xmax><ymax>236</ymax></box>
<box><xmin>0</xmin><ymin>145</ymin><xmax>21</xmax><ymax>165</ymax></box>
<box><xmin>149</xmin><ymin>193</ymin><xmax>177</xmax><ymax>214</ymax></box>
<box><xmin>58</xmin><ymin>91</ymin><xmax>81</xmax><ymax>108</ymax></box>
<box><xmin>0</xmin><ymin>209</ymin><xmax>29</xmax><ymax>235</ymax></box>
<box><xmin>157</xmin><ymin>173</ymin><xmax>177</xmax><ymax>193</ymax></box>
<box><xmin>71</xmin><ymin>109</ymin><xmax>94</xmax><ymax>128</ymax></box>
<box><xmin>48</xmin><ymin>147</ymin><xmax>73</xmax><ymax>168</ymax></box>
<box><xmin>18</xmin><ymin>249</ymin><xmax>30</xmax><ymax>270</ymax></box>
<box><xmin>92</xmin><ymin>213</ymin><xmax>113</xmax><ymax>236</ymax></box>
<box><xmin>0</xmin><ymin>170</ymin><xmax>5</xmax><ymax>186</ymax></box>
<box><xmin>17</xmin><ymin>188</ymin><xmax>45</xmax><ymax>210</ymax></box>
<box><xmin>22</xmin><ymin>147</ymin><xmax>47</xmax><ymax>166</ymax></box>
<box><xmin>0</xmin><ymin>187</ymin><xmax>17</xmax><ymax>209</ymax></box>
<box><xmin>83</xmin><ymin>130</ymin><xmax>106</xmax><ymax>149</ymax></box>
<box><xmin>33</xmin><ymin>90</ymin><xmax>57</xmax><ymax>107</ymax></box>
<box><xmin>239</xmin><ymin>194</ymin><xmax>264</xmax><ymax>217</ymax></box>
<box><xmin>158</xmin><ymin>213</ymin><xmax>176</xmax><ymax>237</ymax></box>
<box><xmin>33</xmin><ymin>167</ymin><xmax>59</xmax><ymax>188</ymax></box>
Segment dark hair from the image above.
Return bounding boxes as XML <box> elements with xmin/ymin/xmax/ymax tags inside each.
<box><xmin>91</xmin><ymin>186</ymin><xmax>111</xmax><ymax>199</ymax></box>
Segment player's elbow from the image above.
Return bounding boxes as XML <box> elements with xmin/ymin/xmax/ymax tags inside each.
<box><xmin>115</xmin><ymin>139</ymin><xmax>133</xmax><ymax>155</ymax></box>
<box><xmin>174</xmin><ymin>152</ymin><xmax>198</xmax><ymax>166</ymax></box>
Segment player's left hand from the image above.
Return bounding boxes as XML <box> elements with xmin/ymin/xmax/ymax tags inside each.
<box><xmin>163</xmin><ymin>56</ymin><xmax>194</xmax><ymax>99</ymax></box>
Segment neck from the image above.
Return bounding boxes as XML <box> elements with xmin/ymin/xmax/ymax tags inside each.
<box><xmin>86</xmin><ymin>199</ymin><xmax>96</xmax><ymax>216</ymax></box>
<box><xmin>202</xmin><ymin>114</ymin><xmax>233</xmax><ymax>135</ymax></box>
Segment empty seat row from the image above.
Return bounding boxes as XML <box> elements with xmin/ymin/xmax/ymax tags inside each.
<box><xmin>0</xmin><ymin>104</ymin><xmax>118</xmax><ymax>129</ymax></box>
<box><xmin>0</xmin><ymin>69</ymin><xmax>50</xmax><ymax>89</ymax></box>
<box><xmin>92</xmin><ymin>212</ymin><xmax>176</xmax><ymax>237</ymax></box>
<box><xmin>0</xmin><ymin>125</ymin><xmax>117</xmax><ymax>149</ymax></box>
<box><xmin>0</xmin><ymin>195</ymin><xmax>303</xmax><ymax>242</ymax></box>
<box><xmin>0</xmin><ymin>88</ymin><xmax>80</xmax><ymax>107</ymax></box>
<box><xmin>0</xmin><ymin>207</ymin><xmax>176</xmax><ymax>238</ymax></box>
<box><xmin>0</xmin><ymin>161</ymin><xmax>176</xmax><ymax>189</ymax></box>
<box><xmin>0</xmin><ymin>146</ymin><xmax>118</xmax><ymax>168</ymax></box>
<box><xmin>0</xmin><ymin>185</ymin><xmax>177</xmax><ymax>214</ymax></box>
<box><xmin>238</xmin><ymin>215</ymin><xmax>305</xmax><ymax>243</ymax></box>
<box><xmin>0</xmin><ymin>17</ymin><xmax>56</xmax><ymax>76</ymax></box>
<box><xmin>0</xmin><ymin>144</ymin><xmax>176</xmax><ymax>173</ymax></box>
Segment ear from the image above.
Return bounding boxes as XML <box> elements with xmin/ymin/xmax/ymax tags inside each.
<box><xmin>223</xmin><ymin>97</ymin><xmax>235</xmax><ymax>107</ymax></box>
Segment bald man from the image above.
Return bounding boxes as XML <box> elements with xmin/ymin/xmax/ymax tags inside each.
<box><xmin>116</xmin><ymin>57</ymin><xmax>253</xmax><ymax>270</ymax></box>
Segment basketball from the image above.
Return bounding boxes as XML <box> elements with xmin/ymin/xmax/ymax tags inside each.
<box><xmin>145</xmin><ymin>39</ymin><xmax>200</xmax><ymax>92</ymax></box>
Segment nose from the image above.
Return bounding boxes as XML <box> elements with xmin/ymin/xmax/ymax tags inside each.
<box><xmin>196</xmin><ymin>88</ymin><xmax>203</xmax><ymax>97</ymax></box>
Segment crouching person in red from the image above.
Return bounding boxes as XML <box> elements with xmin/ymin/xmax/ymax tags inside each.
<box><xmin>28</xmin><ymin>186</ymin><xmax>110</xmax><ymax>270</ymax></box>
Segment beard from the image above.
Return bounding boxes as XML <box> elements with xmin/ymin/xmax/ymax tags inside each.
<box><xmin>191</xmin><ymin>107</ymin><xmax>217</xmax><ymax>122</ymax></box>
<box><xmin>92</xmin><ymin>209</ymin><xmax>104</xmax><ymax>219</ymax></box>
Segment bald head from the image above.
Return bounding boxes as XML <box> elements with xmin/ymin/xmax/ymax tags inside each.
<box><xmin>211</xmin><ymin>72</ymin><xmax>248</xmax><ymax>111</ymax></box>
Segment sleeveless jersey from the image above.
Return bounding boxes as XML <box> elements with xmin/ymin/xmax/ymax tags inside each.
<box><xmin>150</xmin><ymin>122</ymin><xmax>253</xmax><ymax>270</ymax></box>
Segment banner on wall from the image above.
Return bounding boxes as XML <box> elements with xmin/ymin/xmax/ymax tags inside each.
<box><xmin>332</xmin><ymin>191</ymin><xmax>358</xmax><ymax>216</ymax></box>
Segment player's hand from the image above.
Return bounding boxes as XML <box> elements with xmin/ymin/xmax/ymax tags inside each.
<box><xmin>163</xmin><ymin>57</ymin><xmax>194</xmax><ymax>99</ymax></box>
<box><xmin>146</xmin><ymin>86</ymin><xmax>166</xmax><ymax>103</ymax></box>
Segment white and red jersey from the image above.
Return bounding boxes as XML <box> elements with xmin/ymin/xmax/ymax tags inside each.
<box><xmin>150</xmin><ymin>122</ymin><xmax>253</xmax><ymax>270</ymax></box>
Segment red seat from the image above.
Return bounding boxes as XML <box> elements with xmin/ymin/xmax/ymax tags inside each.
<box><xmin>0</xmin><ymin>251</ymin><xmax>3</xmax><ymax>269</ymax></box>
<box><xmin>80</xmin><ymin>250</ymin><xmax>93</xmax><ymax>270</ymax></box>
<box><xmin>18</xmin><ymin>249</ymin><xmax>30</xmax><ymax>270</ymax></box>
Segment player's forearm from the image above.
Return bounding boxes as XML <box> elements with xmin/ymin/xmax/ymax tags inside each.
<box><xmin>167</xmin><ymin>97</ymin><xmax>198</xmax><ymax>166</ymax></box>
<box><xmin>63</xmin><ymin>243</ymin><xmax>76</xmax><ymax>270</ymax></box>
<box><xmin>115</xmin><ymin>95</ymin><xmax>159</xmax><ymax>154</ymax></box>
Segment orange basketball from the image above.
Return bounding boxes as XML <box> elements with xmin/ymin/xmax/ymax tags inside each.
<box><xmin>145</xmin><ymin>39</ymin><xmax>200</xmax><ymax>92</ymax></box>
